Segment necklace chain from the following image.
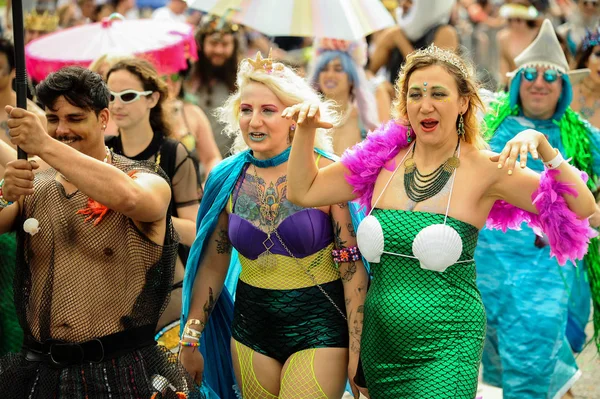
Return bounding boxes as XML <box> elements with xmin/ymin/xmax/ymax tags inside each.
<box><xmin>404</xmin><ymin>140</ymin><xmax>460</xmax><ymax>203</ymax></box>
<box><xmin>250</xmin><ymin>165</ymin><xmax>347</xmax><ymax>321</ymax></box>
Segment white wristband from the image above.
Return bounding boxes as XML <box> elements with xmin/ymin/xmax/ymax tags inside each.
<box><xmin>543</xmin><ymin>149</ymin><xmax>564</xmax><ymax>169</ymax></box>
<box><xmin>183</xmin><ymin>334</ymin><xmax>200</xmax><ymax>341</ymax></box>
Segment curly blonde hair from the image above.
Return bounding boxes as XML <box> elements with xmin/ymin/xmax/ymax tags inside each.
<box><xmin>217</xmin><ymin>55</ymin><xmax>335</xmax><ymax>154</ymax></box>
<box><xmin>392</xmin><ymin>46</ymin><xmax>488</xmax><ymax>150</ymax></box>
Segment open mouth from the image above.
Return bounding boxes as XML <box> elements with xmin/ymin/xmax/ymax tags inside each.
<box><xmin>249</xmin><ymin>132</ymin><xmax>267</xmax><ymax>141</ymax></box>
<box><xmin>420</xmin><ymin>119</ymin><xmax>439</xmax><ymax>132</ymax></box>
<box><xmin>323</xmin><ymin>80</ymin><xmax>337</xmax><ymax>89</ymax></box>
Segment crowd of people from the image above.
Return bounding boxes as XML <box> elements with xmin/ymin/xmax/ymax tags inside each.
<box><xmin>0</xmin><ymin>0</ymin><xmax>599</xmax><ymax>399</ymax></box>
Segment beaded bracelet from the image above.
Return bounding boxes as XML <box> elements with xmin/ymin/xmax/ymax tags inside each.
<box><xmin>332</xmin><ymin>246</ymin><xmax>361</xmax><ymax>263</ymax></box>
<box><xmin>180</xmin><ymin>341</ymin><xmax>201</xmax><ymax>348</ymax></box>
<box><xmin>0</xmin><ymin>179</ymin><xmax>14</xmax><ymax>208</ymax></box>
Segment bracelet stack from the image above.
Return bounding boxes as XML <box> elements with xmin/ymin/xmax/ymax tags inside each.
<box><xmin>179</xmin><ymin>318</ymin><xmax>205</xmax><ymax>348</ymax></box>
<box><xmin>0</xmin><ymin>179</ymin><xmax>13</xmax><ymax>208</ymax></box>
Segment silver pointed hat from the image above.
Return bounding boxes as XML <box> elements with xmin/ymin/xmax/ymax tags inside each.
<box><xmin>507</xmin><ymin>19</ymin><xmax>590</xmax><ymax>84</ymax></box>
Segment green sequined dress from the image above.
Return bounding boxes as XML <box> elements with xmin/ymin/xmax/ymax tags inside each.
<box><xmin>361</xmin><ymin>209</ymin><xmax>486</xmax><ymax>398</ymax></box>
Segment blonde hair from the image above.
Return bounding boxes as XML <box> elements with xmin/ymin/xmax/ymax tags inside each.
<box><xmin>392</xmin><ymin>47</ymin><xmax>488</xmax><ymax>150</ymax></box>
<box><xmin>217</xmin><ymin>57</ymin><xmax>335</xmax><ymax>154</ymax></box>
<box><xmin>88</xmin><ymin>54</ymin><xmax>132</xmax><ymax>80</ymax></box>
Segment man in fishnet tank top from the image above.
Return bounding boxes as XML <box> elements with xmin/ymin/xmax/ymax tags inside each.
<box><xmin>0</xmin><ymin>67</ymin><xmax>203</xmax><ymax>399</ymax></box>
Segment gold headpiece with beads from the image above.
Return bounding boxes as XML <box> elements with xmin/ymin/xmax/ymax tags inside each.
<box><xmin>246</xmin><ymin>49</ymin><xmax>284</xmax><ymax>74</ymax></box>
<box><xmin>24</xmin><ymin>10</ymin><xmax>59</xmax><ymax>32</ymax></box>
<box><xmin>413</xmin><ymin>45</ymin><xmax>469</xmax><ymax>78</ymax></box>
<box><xmin>198</xmin><ymin>13</ymin><xmax>239</xmax><ymax>37</ymax></box>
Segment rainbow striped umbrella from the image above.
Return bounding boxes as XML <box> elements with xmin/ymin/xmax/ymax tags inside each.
<box><xmin>189</xmin><ymin>0</ymin><xmax>395</xmax><ymax>41</ymax></box>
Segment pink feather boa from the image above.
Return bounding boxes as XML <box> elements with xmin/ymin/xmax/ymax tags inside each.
<box><xmin>341</xmin><ymin>120</ymin><xmax>597</xmax><ymax>266</ymax></box>
<box><xmin>341</xmin><ymin>121</ymin><xmax>414</xmax><ymax>212</ymax></box>
<box><xmin>487</xmin><ymin>170</ymin><xmax>597</xmax><ymax>265</ymax></box>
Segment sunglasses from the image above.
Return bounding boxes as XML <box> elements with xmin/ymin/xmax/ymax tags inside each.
<box><xmin>162</xmin><ymin>73</ymin><xmax>181</xmax><ymax>82</ymax></box>
<box><xmin>109</xmin><ymin>90</ymin><xmax>152</xmax><ymax>104</ymax></box>
<box><xmin>522</xmin><ymin>67</ymin><xmax>562</xmax><ymax>83</ymax></box>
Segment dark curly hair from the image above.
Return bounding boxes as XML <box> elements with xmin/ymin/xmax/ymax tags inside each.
<box><xmin>36</xmin><ymin>66</ymin><xmax>109</xmax><ymax>115</ymax></box>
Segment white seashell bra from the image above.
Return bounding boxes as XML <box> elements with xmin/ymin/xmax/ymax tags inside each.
<box><xmin>356</xmin><ymin>142</ymin><xmax>473</xmax><ymax>272</ymax></box>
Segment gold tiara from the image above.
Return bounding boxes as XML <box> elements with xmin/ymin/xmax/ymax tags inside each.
<box><xmin>246</xmin><ymin>49</ymin><xmax>284</xmax><ymax>74</ymax></box>
<box><xmin>413</xmin><ymin>45</ymin><xmax>469</xmax><ymax>78</ymax></box>
<box><xmin>24</xmin><ymin>10</ymin><xmax>59</xmax><ymax>32</ymax></box>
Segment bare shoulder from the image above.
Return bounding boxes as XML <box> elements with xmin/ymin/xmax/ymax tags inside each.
<box><xmin>184</xmin><ymin>102</ymin><xmax>208</xmax><ymax>119</ymax></box>
<box><xmin>461</xmin><ymin>145</ymin><xmax>500</xmax><ymax>183</ymax></box>
<box><xmin>496</xmin><ymin>28</ymin><xmax>510</xmax><ymax>43</ymax></box>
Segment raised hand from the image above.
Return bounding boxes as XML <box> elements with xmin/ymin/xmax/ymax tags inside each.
<box><xmin>489</xmin><ymin>128</ymin><xmax>547</xmax><ymax>175</ymax></box>
<box><xmin>281</xmin><ymin>102</ymin><xmax>334</xmax><ymax>131</ymax></box>
<box><xmin>5</xmin><ymin>105</ymin><xmax>50</xmax><ymax>156</ymax></box>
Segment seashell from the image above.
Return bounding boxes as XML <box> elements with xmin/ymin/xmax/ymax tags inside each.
<box><xmin>356</xmin><ymin>215</ymin><xmax>384</xmax><ymax>263</ymax></box>
<box><xmin>23</xmin><ymin>218</ymin><xmax>40</xmax><ymax>236</ymax></box>
<box><xmin>412</xmin><ymin>224</ymin><xmax>462</xmax><ymax>272</ymax></box>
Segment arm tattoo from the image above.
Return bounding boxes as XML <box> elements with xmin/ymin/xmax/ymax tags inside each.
<box><xmin>337</xmin><ymin>202</ymin><xmax>347</xmax><ymax>209</ymax></box>
<box><xmin>347</xmin><ymin>222</ymin><xmax>356</xmax><ymax>238</ymax></box>
<box><xmin>334</xmin><ymin>221</ymin><xmax>347</xmax><ymax>248</ymax></box>
<box><xmin>341</xmin><ymin>261</ymin><xmax>357</xmax><ymax>282</ymax></box>
<box><xmin>348</xmin><ymin>305</ymin><xmax>364</xmax><ymax>354</ymax></box>
<box><xmin>203</xmin><ymin>287</ymin><xmax>216</xmax><ymax>321</ymax></box>
<box><xmin>215</xmin><ymin>229</ymin><xmax>232</xmax><ymax>254</ymax></box>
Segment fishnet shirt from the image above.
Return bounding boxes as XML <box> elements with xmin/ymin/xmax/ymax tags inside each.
<box><xmin>15</xmin><ymin>153</ymin><xmax>178</xmax><ymax>343</ymax></box>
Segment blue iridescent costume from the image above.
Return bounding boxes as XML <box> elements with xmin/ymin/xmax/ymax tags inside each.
<box><xmin>475</xmin><ymin>73</ymin><xmax>600</xmax><ymax>398</ymax></box>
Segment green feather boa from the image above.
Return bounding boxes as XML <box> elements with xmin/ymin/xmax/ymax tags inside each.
<box><xmin>483</xmin><ymin>93</ymin><xmax>600</xmax><ymax>353</ymax></box>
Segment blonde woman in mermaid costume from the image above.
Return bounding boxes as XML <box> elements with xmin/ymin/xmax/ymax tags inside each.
<box><xmin>180</xmin><ymin>51</ymin><xmax>369</xmax><ymax>399</ymax></box>
<box><xmin>286</xmin><ymin>45</ymin><xmax>598</xmax><ymax>399</ymax></box>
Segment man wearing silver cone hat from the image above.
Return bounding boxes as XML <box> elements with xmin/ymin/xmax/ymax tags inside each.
<box><xmin>475</xmin><ymin>19</ymin><xmax>600</xmax><ymax>399</ymax></box>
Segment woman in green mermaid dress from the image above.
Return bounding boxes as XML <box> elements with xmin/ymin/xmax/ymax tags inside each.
<box><xmin>285</xmin><ymin>45</ymin><xmax>597</xmax><ymax>398</ymax></box>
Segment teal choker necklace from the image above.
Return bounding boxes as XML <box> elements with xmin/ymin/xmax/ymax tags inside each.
<box><xmin>247</xmin><ymin>146</ymin><xmax>291</xmax><ymax>168</ymax></box>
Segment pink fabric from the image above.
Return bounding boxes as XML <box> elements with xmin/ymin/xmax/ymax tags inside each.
<box><xmin>341</xmin><ymin>120</ymin><xmax>597</xmax><ymax>265</ymax></box>
<box><xmin>341</xmin><ymin>120</ymin><xmax>413</xmax><ymax>212</ymax></box>
<box><xmin>487</xmin><ymin>168</ymin><xmax>597</xmax><ymax>265</ymax></box>
<box><xmin>25</xmin><ymin>27</ymin><xmax>197</xmax><ymax>82</ymax></box>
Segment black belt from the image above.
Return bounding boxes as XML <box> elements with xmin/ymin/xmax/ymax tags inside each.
<box><xmin>23</xmin><ymin>325</ymin><xmax>156</xmax><ymax>368</ymax></box>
